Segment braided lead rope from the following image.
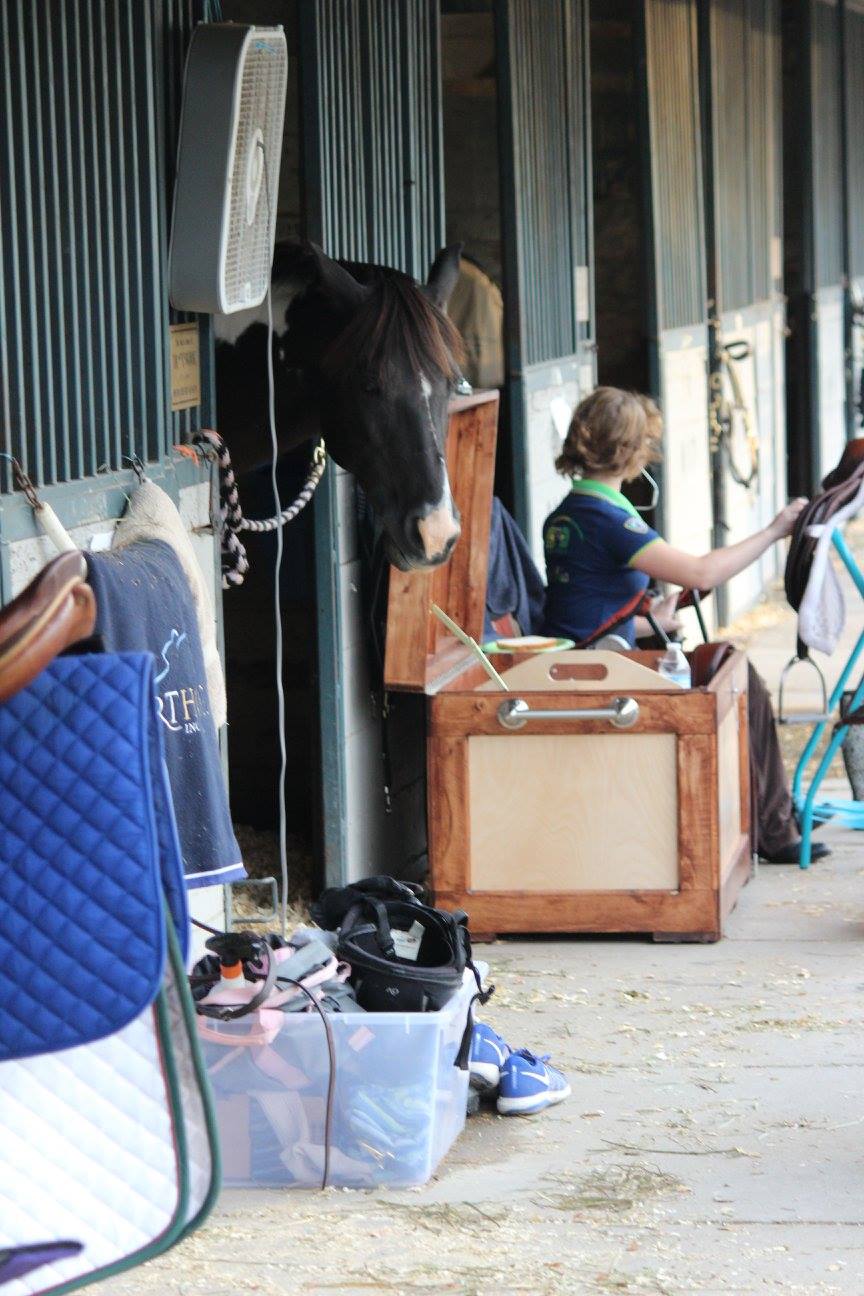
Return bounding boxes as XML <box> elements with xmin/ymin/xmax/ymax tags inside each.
<box><xmin>192</xmin><ymin>431</ymin><xmax>326</xmax><ymax>589</ymax></box>
<box><xmin>237</xmin><ymin>440</ymin><xmax>327</xmax><ymax>533</ymax></box>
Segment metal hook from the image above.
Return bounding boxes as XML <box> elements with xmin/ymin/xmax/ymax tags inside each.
<box><xmin>122</xmin><ymin>454</ymin><xmax>146</xmax><ymax>483</ymax></box>
<box><xmin>0</xmin><ymin>451</ymin><xmax>42</xmax><ymax>510</ymax></box>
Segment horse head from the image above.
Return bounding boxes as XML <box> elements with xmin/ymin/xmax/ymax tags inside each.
<box><xmin>214</xmin><ymin>240</ymin><xmax>465</xmax><ymax>571</ymax></box>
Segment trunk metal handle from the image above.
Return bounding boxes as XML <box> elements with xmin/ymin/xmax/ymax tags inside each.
<box><xmin>497</xmin><ymin>696</ymin><xmax>640</xmax><ymax>731</ymax></box>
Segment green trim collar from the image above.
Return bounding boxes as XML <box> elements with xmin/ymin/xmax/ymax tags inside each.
<box><xmin>570</xmin><ymin>478</ymin><xmax>640</xmax><ymax>518</ymax></box>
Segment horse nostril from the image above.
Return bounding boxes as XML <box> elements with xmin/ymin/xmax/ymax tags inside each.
<box><xmin>442</xmin><ymin>529</ymin><xmax>459</xmax><ymax>559</ymax></box>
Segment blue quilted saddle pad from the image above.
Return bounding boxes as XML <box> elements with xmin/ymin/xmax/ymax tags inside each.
<box><xmin>0</xmin><ymin>652</ymin><xmax>188</xmax><ymax>1063</ymax></box>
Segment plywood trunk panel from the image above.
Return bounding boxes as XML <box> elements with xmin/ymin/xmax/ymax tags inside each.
<box><xmin>717</xmin><ymin>707</ymin><xmax>742</xmax><ymax>875</ymax></box>
<box><xmin>467</xmin><ymin>733</ymin><xmax>679</xmax><ymax>890</ymax></box>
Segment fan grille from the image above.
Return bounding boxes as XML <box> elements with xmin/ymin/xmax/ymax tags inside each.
<box><xmin>222</xmin><ymin>33</ymin><xmax>288</xmax><ymax>311</ymax></box>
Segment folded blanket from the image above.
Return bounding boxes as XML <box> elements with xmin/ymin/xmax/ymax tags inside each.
<box><xmin>85</xmin><ymin>540</ymin><xmax>244</xmax><ymax>889</ymax></box>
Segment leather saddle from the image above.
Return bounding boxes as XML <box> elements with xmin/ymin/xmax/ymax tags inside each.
<box><xmin>0</xmin><ymin>551</ymin><xmax>96</xmax><ymax>703</ymax></box>
<box><xmin>785</xmin><ymin>440</ymin><xmax>864</xmax><ymax>613</ymax></box>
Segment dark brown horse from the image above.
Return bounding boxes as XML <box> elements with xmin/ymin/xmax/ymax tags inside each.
<box><xmin>214</xmin><ymin>240</ymin><xmax>465</xmax><ymax>571</ymax></box>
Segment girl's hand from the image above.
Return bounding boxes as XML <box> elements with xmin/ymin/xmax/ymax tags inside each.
<box><xmin>650</xmin><ymin>591</ymin><xmax>683</xmax><ymax>634</ymax></box>
<box><xmin>769</xmin><ymin>498</ymin><xmax>808</xmax><ymax>540</ymax></box>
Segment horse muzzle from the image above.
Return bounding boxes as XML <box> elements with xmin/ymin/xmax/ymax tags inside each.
<box><xmin>384</xmin><ymin>511</ymin><xmax>461</xmax><ymax>571</ymax></box>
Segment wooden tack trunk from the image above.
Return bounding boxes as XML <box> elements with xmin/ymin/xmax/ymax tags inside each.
<box><xmin>385</xmin><ymin>391</ymin><xmax>752</xmax><ymax>943</ymax></box>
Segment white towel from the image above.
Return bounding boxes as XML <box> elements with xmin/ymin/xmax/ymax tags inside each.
<box><xmin>797</xmin><ymin>477</ymin><xmax>864</xmax><ymax>656</ymax></box>
<box><xmin>112</xmin><ymin>479</ymin><xmax>227</xmax><ymax>729</ymax></box>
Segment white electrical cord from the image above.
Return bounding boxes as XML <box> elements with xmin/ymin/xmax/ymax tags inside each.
<box><xmin>259</xmin><ymin>140</ymin><xmax>290</xmax><ymax>937</ymax></box>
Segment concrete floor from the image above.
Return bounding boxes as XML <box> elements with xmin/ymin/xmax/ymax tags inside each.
<box><xmin>94</xmin><ymin>552</ymin><xmax>864</xmax><ymax>1296</ymax></box>
<box><xmin>95</xmin><ymin>825</ymin><xmax>864</xmax><ymax>1296</ymax></box>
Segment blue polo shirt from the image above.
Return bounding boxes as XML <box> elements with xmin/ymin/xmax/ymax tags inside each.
<box><xmin>541</xmin><ymin>480</ymin><xmax>660</xmax><ymax>646</ymax></box>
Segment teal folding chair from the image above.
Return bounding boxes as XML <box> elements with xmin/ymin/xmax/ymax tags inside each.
<box><xmin>782</xmin><ymin>527</ymin><xmax>864</xmax><ymax>866</ymax></box>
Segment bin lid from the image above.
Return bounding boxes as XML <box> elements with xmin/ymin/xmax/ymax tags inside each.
<box><xmin>384</xmin><ymin>390</ymin><xmax>499</xmax><ymax>693</ymax></box>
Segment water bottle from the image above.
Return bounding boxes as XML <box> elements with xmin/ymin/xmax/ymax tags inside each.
<box><xmin>657</xmin><ymin>642</ymin><xmax>691</xmax><ymax>689</ymax></box>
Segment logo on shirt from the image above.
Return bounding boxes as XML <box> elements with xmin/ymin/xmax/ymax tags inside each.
<box><xmin>623</xmin><ymin>516</ymin><xmax>649</xmax><ymax>534</ymax></box>
<box><xmin>544</xmin><ymin>516</ymin><xmax>583</xmax><ymax>554</ymax></box>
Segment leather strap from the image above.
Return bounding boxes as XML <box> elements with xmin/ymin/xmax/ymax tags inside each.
<box><xmin>0</xmin><ymin>553</ymin><xmax>96</xmax><ymax>703</ymax></box>
<box><xmin>688</xmin><ymin>641</ymin><xmax>735</xmax><ymax>688</ymax></box>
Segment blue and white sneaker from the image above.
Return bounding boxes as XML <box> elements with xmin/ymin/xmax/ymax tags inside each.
<box><xmin>496</xmin><ymin>1049</ymin><xmax>571</xmax><ymax>1115</ymax></box>
<box><xmin>469</xmin><ymin>1022</ymin><xmax>512</xmax><ymax>1095</ymax></box>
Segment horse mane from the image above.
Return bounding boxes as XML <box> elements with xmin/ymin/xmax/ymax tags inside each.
<box><xmin>319</xmin><ymin>267</ymin><xmax>465</xmax><ymax>387</ymax></box>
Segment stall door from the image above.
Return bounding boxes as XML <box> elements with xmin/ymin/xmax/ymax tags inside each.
<box><xmin>640</xmin><ymin>0</ymin><xmax>711</xmax><ymax>567</ymax></box>
<box><xmin>812</xmin><ymin>0</ymin><xmax>846</xmax><ymax>475</ymax></box>
<box><xmin>0</xmin><ymin>0</ymin><xmax>218</xmax><ymax>592</ymax></box>
<box><xmin>496</xmin><ymin>0</ymin><xmax>595</xmax><ymax>569</ymax></box>
<box><xmin>0</xmin><ymin>0</ymin><xmax>225</xmax><ymax>937</ymax></box>
<box><xmin>300</xmin><ymin>0</ymin><xmax>445</xmax><ymax>884</ymax></box>
<box><xmin>843</xmin><ymin>0</ymin><xmax>864</xmax><ymax>436</ymax></box>
<box><xmin>784</xmin><ymin>0</ymin><xmax>846</xmax><ymax>491</ymax></box>
<box><xmin>704</xmin><ymin>0</ymin><xmax>785</xmax><ymax>622</ymax></box>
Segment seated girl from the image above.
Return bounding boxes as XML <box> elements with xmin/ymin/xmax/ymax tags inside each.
<box><xmin>541</xmin><ymin>386</ymin><xmax>828</xmax><ymax>865</ymax></box>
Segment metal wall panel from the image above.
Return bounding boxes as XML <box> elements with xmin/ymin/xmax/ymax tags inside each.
<box><xmin>709</xmin><ymin>0</ymin><xmax>780</xmax><ymax>310</ymax></box>
<box><xmin>643</xmin><ymin>0</ymin><xmax>706</xmax><ymax>331</ymax></box>
<box><xmin>498</xmin><ymin>0</ymin><xmax>590</xmax><ymax>368</ymax></box>
<box><xmin>845</xmin><ymin>2</ymin><xmax>864</xmax><ymax>278</ymax></box>
<box><xmin>497</xmin><ymin>0</ymin><xmax>595</xmax><ymax>563</ymax></box>
<box><xmin>300</xmin><ymin>0</ymin><xmax>444</xmax><ymax>885</ymax></box>
<box><xmin>0</xmin><ymin>0</ymin><xmax>215</xmax><ymax>497</ymax></box>
<box><xmin>0</xmin><ymin>1</ymin><xmax>211</xmax><ymax>495</ymax></box>
<box><xmin>709</xmin><ymin>0</ymin><xmax>750</xmax><ymax>312</ymax></box>
<box><xmin>705</xmin><ymin>0</ymin><xmax>785</xmax><ymax>622</ymax></box>
<box><xmin>812</xmin><ymin>0</ymin><xmax>843</xmax><ymax>288</ymax></box>
<box><xmin>303</xmin><ymin>0</ymin><xmax>442</xmax><ymax>278</ymax></box>
<box><xmin>783</xmin><ymin>0</ymin><xmax>847</xmax><ymax>488</ymax></box>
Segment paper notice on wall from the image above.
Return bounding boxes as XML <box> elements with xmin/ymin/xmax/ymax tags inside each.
<box><xmin>170</xmin><ymin>322</ymin><xmax>201</xmax><ymax>411</ymax></box>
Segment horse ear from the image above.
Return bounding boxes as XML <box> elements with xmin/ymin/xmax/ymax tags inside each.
<box><xmin>274</xmin><ymin>240</ymin><xmax>367</xmax><ymax>313</ymax></box>
<box><xmin>424</xmin><ymin>243</ymin><xmax>463</xmax><ymax>310</ymax></box>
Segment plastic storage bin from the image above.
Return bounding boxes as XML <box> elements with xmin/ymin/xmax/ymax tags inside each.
<box><xmin>203</xmin><ymin>966</ymin><xmax>480</xmax><ymax>1188</ymax></box>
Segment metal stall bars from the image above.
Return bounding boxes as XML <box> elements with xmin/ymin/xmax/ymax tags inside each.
<box><xmin>0</xmin><ymin>0</ymin><xmax>218</xmax><ymax>598</ymax></box>
<box><xmin>495</xmin><ymin>0</ymin><xmax>595</xmax><ymax>570</ymax></box>
<box><xmin>0</xmin><ymin>1</ymin><xmax>226</xmax><ymax>942</ymax></box>
<box><xmin>637</xmin><ymin>0</ymin><xmax>712</xmax><ymax>604</ymax></box>
<box><xmin>783</xmin><ymin>0</ymin><xmax>847</xmax><ymax>493</ymax></box>
<box><xmin>300</xmin><ymin>0</ymin><xmax>445</xmax><ymax>886</ymax></box>
<box><xmin>701</xmin><ymin>0</ymin><xmax>786</xmax><ymax>624</ymax></box>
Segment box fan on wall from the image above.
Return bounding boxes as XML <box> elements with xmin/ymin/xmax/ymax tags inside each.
<box><xmin>169</xmin><ymin>24</ymin><xmax>288</xmax><ymax>314</ymax></box>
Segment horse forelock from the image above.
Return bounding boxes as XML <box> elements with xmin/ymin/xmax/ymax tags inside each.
<box><xmin>318</xmin><ymin>270</ymin><xmax>465</xmax><ymax>387</ymax></box>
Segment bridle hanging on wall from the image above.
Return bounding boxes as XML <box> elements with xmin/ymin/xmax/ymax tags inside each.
<box><xmin>708</xmin><ymin>338</ymin><xmax>760</xmax><ymax>491</ymax></box>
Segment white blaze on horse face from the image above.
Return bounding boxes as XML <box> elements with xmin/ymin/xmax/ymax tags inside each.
<box><xmin>415</xmin><ymin>372</ymin><xmax>460</xmax><ymax>561</ymax></box>
<box><xmin>417</xmin><ymin>472</ymin><xmax>460</xmax><ymax>561</ymax></box>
